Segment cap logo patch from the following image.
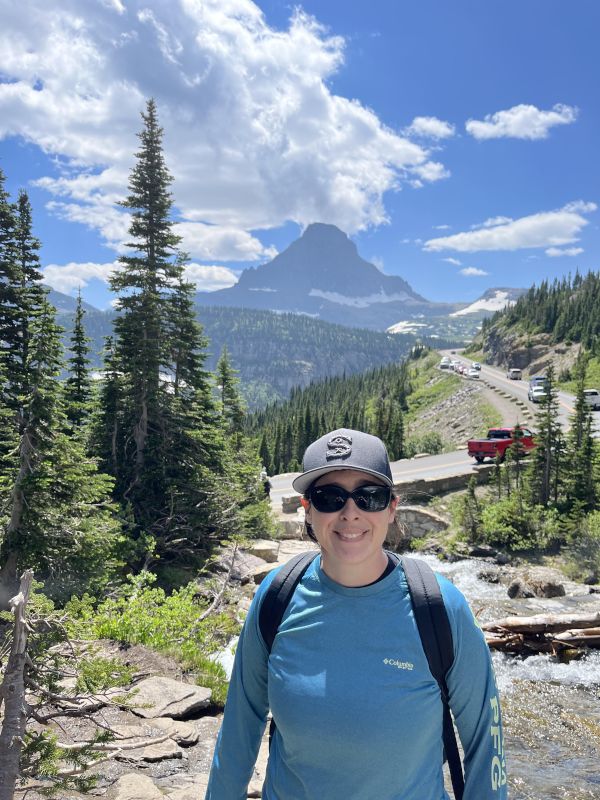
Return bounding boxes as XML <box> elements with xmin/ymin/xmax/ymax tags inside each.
<box><xmin>326</xmin><ymin>434</ymin><xmax>352</xmax><ymax>460</ymax></box>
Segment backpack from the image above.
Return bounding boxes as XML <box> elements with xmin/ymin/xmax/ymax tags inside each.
<box><xmin>258</xmin><ymin>551</ymin><xmax>465</xmax><ymax>800</ymax></box>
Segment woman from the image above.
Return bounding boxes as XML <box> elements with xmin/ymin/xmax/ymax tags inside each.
<box><xmin>206</xmin><ymin>428</ymin><xmax>507</xmax><ymax>799</ymax></box>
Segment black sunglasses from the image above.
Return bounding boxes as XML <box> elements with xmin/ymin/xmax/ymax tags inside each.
<box><xmin>308</xmin><ymin>483</ymin><xmax>392</xmax><ymax>513</ymax></box>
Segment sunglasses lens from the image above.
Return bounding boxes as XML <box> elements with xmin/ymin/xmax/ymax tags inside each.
<box><xmin>309</xmin><ymin>484</ymin><xmax>391</xmax><ymax>513</ymax></box>
<box><xmin>353</xmin><ymin>486</ymin><xmax>391</xmax><ymax>512</ymax></box>
<box><xmin>309</xmin><ymin>485</ymin><xmax>346</xmax><ymax>513</ymax></box>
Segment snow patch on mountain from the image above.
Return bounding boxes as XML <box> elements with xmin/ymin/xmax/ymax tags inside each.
<box><xmin>450</xmin><ymin>290</ymin><xmax>516</xmax><ymax>317</ymax></box>
<box><xmin>386</xmin><ymin>320</ymin><xmax>429</xmax><ymax>334</ymax></box>
<box><xmin>309</xmin><ymin>288</ymin><xmax>413</xmax><ymax>308</ymax></box>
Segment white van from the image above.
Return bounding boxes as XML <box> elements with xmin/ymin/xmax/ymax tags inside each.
<box><xmin>506</xmin><ymin>368</ymin><xmax>522</xmax><ymax>380</ymax></box>
<box><xmin>583</xmin><ymin>389</ymin><xmax>600</xmax><ymax>410</ymax></box>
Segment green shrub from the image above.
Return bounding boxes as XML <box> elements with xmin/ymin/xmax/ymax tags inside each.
<box><xmin>404</xmin><ymin>431</ymin><xmax>444</xmax><ymax>458</ymax></box>
<box><xmin>567</xmin><ymin>510</ymin><xmax>600</xmax><ymax>581</ymax></box>
<box><xmin>65</xmin><ymin>572</ymin><xmax>239</xmax><ymax>706</ymax></box>
<box><xmin>480</xmin><ymin>499</ymin><xmax>562</xmax><ymax>552</ymax></box>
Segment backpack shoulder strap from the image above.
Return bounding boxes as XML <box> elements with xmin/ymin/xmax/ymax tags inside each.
<box><xmin>398</xmin><ymin>554</ymin><xmax>464</xmax><ymax>800</ymax></box>
<box><xmin>399</xmin><ymin>556</ymin><xmax>454</xmax><ymax>686</ymax></box>
<box><xmin>259</xmin><ymin>551</ymin><xmax>318</xmax><ymax>653</ymax></box>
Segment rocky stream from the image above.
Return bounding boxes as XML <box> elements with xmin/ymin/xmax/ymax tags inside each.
<box><xmin>15</xmin><ymin>537</ymin><xmax>600</xmax><ymax>800</ymax></box>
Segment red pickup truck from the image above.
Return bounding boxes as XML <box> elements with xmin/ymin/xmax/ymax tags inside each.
<box><xmin>467</xmin><ymin>427</ymin><xmax>535</xmax><ymax>463</ymax></box>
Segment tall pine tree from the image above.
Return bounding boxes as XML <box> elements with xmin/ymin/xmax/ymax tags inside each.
<box><xmin>97</xmin><ymin>100</ymin><xmax>264</xmax><ymax>564</ymax></box>
<box><xmin>64</xmin><ymin>289</ymin><xmax>92</xmax><ymax>427</ymax></box>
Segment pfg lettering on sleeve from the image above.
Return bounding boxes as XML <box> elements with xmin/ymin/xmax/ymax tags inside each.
<box><xmin>489</xmin><ymin>696</ymin><xmax>507</xmax><ymax>790</ymax></box>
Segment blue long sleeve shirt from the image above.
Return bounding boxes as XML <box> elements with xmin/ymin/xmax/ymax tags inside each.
<box><xmin>206</xmin><ymin>557</ymin><xmax>507</xmax><ymax>799</ymax></box>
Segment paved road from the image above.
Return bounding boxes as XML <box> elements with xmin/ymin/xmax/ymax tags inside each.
<box><xmin>269</xmin><ymin>352</ymin><xmax>600</xmax><ymax>503</ymax></box>
<box><xmin>270</xmin><ymin>451</ymin><xmax>481</xmax><ymax>505</ymax></box>
<box><xmin>442</xmin><ymin>350</ymin><xmax>600</xmax><ymax>436</ymax></box>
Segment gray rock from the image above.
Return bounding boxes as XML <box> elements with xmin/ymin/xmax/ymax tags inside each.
<box><xmin>107</xmin><ymin>773</ymin><xmax>163</xmax><ymax>800</ymax></box>
<box><xmin>166</xmin><ymin>779</ymin><xmax>209</xmax><ymax>800</ymax></box>
<box><xmin>507</xmin><ymin>579</ymin><xmax>535</xmax><ymax>599</ymax></box>
<box><xmin>128</xmin><ymin>677</ymin><xmax>211</xmax><ymax>719</ymax></box>
<box><xmin>469</xmin><ymin>544</ymin><xmax>498</xmax><ymax>558</ymax></box>
<box><xmin>119</xmin><ymin>738</ymin><xmax>183</xmax><ymax>763</ymax></box>
<box><xmin>246</xmin><ymin>539</ymin><xmax>280</xmax><ymax>563</ymax></box>
<box><xmin>149</xmin><ymin>717</ymin><xmax>200</xmax><ymax>746</ymax></box>
<box><xmin>210</xmin><ymin>549</ymin><xmax>267</xmax><ymax>583</ymax></box>
<box><xmin>478</xmin><ymin>568</ymin><xmax>501</xmax><ymax>584</ymax></box>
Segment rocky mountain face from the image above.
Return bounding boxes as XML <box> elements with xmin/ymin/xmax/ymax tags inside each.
<box><xmin>195</xmin><ymin>223</ymin><xmax>461</xmax><ymax>330</ymax></box>
<box><xmin>482</xmin><ymin>327</ymin><xmax>581</xmax><ymax>377</ymax></box>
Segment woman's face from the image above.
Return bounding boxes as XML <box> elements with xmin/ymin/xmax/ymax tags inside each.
<box><xmin>302</xmin><ymin>469</ymin><xmax>397</xmax><ymax>586</ymax></box>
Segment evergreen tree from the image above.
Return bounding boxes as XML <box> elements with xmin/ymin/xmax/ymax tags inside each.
<box><xmin>0</xmin><ymin>169</ymin><xmax>19</xmax><ymax>371</ymax></box>
<box><xmin>564</xmin><ymin>358</ymin><xmax>597</xmax><ymax>510</ymax></box>
<box><xmin>64</xmin><ymin>289</ymin><xmax>92</xmax><ymax>427</ymax></box>
<box><xmin>524</xmin><ymin>367</ymin><xmax>564</xmax><ymax>507</ymax></box>
<box><xmin>96</xmin><ymin>100</ymin><xmax>269</xmax><ymax>563</ymax></box>
<box><xmin>216</xmin><ymin>345</ymin><xmax>245</xmax><ymax>439</ymax></box>
<box><xmin>0</xmin><ymin>301</ymin><xmax>122</xmax><ymax>603</ymax></box>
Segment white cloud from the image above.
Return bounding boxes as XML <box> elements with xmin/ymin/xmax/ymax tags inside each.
<box><xmin>42</xmin><ymin>258</ymin><xmax>239</xmax><ymax>293</ymax></box>
<box><xmin>0</xmin><ymin>0</ymin><xmax>451</xmax><ymax>256</ymax></box>
<box><xmin>466</xmin><ymin>103</ymin><xmax>578</xmax><ymax>141</ymax></box>
<box><xmin>174</xmin><ymin>222</ymin><xmax>277</xmax><ymax>261</ymax></box>
<box><xmin>434</xmin><ymin>224</ymin><xmax>450</xmax><ymax>230</ymax></box>
<box><xmin>407</xmin><ymin>116</ymin><xmax>455</xmax><ymax>139</ymax></box>
<box><xmin>42</xmin><ymin>261</ymin><xmax>120</xmax><ymax>294</ymax></box>
<box><xmin>442</xmin><ymin>257</ymin><xmax>461</xmax><ymax>265</ymax></box>
<box><xmin>184</xmin><ymin>263</ymin><xmax>239</xmax><ymax>290</ymax></box>
<box><xmin>545</xmin><ymin>246</ymin><xmax>584</xmax><ymax>257</ymax></box>
<box><xmin>460</xmin><ymin>267</ymin><xmax>488</xmax><ymax>276</ymax></box>
<box><xmin>471</xmin><ymin>216</ymin><xmax>513</xmax><ymax>229</ymax></box>
<box><xmin>424</xmin><ymin>201</ymin><xmax>597</xmax><ymax>253</ymax></box>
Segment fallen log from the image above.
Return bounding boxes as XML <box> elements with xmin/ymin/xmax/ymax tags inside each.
<box><xmin>482</xmin><ymin>611</ymin><xmax>600</xmax><ymax>654</ymax></box>
<box><xmin>482</xmin><ymin>610</ymin><xmax>600</xmax><ymax>634</ymax></box>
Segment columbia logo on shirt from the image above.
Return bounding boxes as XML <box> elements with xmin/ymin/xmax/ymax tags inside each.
<box><xmin>383</xmin><ymin>658</ymin><xmax>414</xmax><ymax>670</ymax></box>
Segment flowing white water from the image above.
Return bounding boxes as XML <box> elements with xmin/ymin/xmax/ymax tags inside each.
<box><xmin>419</xmin><ymin>554</ymin><xmax>600</xmax><ymax>799</ymax></box>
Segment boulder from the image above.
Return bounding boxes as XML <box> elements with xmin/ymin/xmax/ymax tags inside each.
<box><xmin>128</xmin><ymin>676</ymin><xmax>211</xmax><ymax>719</ymax></box>
<box><xmin>150</xmin><ymin>716</ymin><xmax>199</xmax><ymax>746</ymax></box>
<box><xmin>107</xmin><ymin>774</ymin><xmax>163</xmax><ymax>800</ymax></box>
<box><xmin>166</xmin><ymin>778</ymin><xmax>209</xmax><ymax>800</ymax></box>
<box><xmin>507</xmin><ymin>567</ymin><xmax>566</xmax><ymax>599</ymax></box>
<box><xmin>210</xmin><ymin>549</ymin><xmax>267</xmax><ymax>583</ymax></box>
<box><xmin>120</xmin><ymin>738</ymin><xmax>183</xmax><ymax>763</ymax></box>
<box><xmin>246</xmin><ymin>539</ymin><xmax>280</xmax><ymax>563</ymax></box>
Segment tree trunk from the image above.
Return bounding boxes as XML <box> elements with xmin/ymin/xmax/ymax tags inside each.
<box><xmin>0</xmin><ymin>570</ymin><xmax>33</xmax><ymax>800</ymax></box>
<box><xmin>482</xmin><ymin>611</ymin><xmax>600</xmax><ymax>654</ymax></box>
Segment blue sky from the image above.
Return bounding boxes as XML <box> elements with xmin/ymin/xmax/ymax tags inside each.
<box><xmin>1</xmin><ymin>0</ymin><xmax>599</xmax><ymax>310</ymax></box>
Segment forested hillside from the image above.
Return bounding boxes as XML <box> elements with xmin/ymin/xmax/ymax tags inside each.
<box><xmin>247</xmin><ymin>346</ymin><xmax>428</xmax><ymax>473</ymax></box>
<box><xmin>57</xmin><ymin>304</ymin><xmax>424</xmax><ymax>408</ymax></box>
<box><xmin>482</xmin><ymin>271</ymin><xmax>600</xmax><ymax>349</ymax></box>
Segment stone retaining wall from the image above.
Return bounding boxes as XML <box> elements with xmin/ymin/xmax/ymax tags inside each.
<box><xmin>281</xmin><ymin>464</ymin><xmax>493</xmax><ymax>515</ymax></box>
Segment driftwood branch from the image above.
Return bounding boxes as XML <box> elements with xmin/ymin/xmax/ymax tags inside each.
<box><xmin>483</xmin><ymin>611</ymin><xmax>600</xmax><ymax>654</ymax></box>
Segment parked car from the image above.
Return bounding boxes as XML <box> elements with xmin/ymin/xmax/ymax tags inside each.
<box><xmin>467</xmin><ymin>426</ymin><xmax>536</xmax><ymax>463</ymax></box>
<box><xmin>506</xmin><ymin>368</ymin><xmax>522</xmax><ymax>380</ymax></box>
<box><xmin>583</xmin><ymin>388</ymin><xmax>600</xmax><ymax>410</ymax></box>
<box><xmin>471</xmin><ymin>362</ymin><xmax>482</xmax><ymax>370</ymax></box>
<box><xmin>439</xmin><ymin>360</ymin><xmax>451</xmax><ymax>370</ymax></box>
<box><xmin>466</xmin><ymin>368</ymin><xmax>480</xmax><ymax>379</ymax></box>
<box><xmin>528</xmin><ymin>386</ymin><xmax>547</xmax><ymax>403</ymax></box>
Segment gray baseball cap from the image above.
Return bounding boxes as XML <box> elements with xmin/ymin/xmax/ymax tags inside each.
<box><xmin>292</xmin><ymin>428</ymin><xmax>393</xmax><ymax>495</ymax></box>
